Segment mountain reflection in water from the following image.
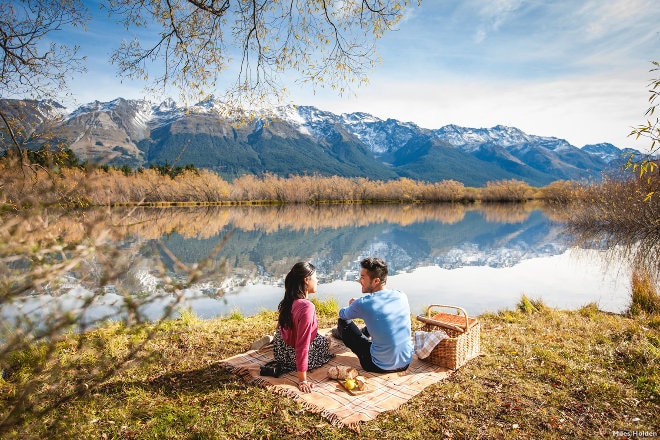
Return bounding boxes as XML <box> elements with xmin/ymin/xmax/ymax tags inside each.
<box><xmin>9</xmin><ymin>203</ymin><xmax>633</xmax><ymax>323</ymax></box>
<box><xmin>120</xmin><ymin>203</ymin><xmax>631</xmax><ymax>317</ymax></box>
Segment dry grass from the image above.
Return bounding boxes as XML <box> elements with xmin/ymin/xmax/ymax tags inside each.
<box><xmin>631</xmin><ymin>268</ymin><xmax>660</xmax><ymax>316</ymax></box>
<box><xmin>1</xmin><ymin>298</ymin><xmax>658</xmax><ymax>439</ymax></box>
<box><xmin>0</xmin><ymin>160</ymin><xmax>562</xmax><ymax>207</ymax></box>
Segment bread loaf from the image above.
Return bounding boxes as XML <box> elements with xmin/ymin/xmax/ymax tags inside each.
<box><xmin>327</xmin><ymin>366</ymin><xmax>359</xmax><ymax>380</ymax></box>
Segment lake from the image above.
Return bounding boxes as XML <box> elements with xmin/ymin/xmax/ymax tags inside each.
<box><xmin>3</xmin><ymin>203</ymin><xmax>634</xmax><ymax>327</ymax></box>
<box><xmin>0</xmin><ymin>203</ymin><xmax>631</xmax><ymax>330</ymax></box>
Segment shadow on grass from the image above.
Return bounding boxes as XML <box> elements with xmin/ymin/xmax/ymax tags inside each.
<box><xmin>98</xmin><ymin>362</ymin><xmax>245</xmax><ymax>396</ymax></box>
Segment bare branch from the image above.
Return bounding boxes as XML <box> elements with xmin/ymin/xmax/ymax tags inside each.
<box><xmin>106</xmin><ymin>0</ymin><xmax>413</xmax><ymax>107</ymax></box>
<box><xmin>184</xmin><ymin>0</ymin><xmax>230</xmax><ymax>16</ymax></box>
<box><xmin>0</xmin><ymin>110</ymin><xmax>22</xmax><ymax>158</ymax></box>
<box><xmin>0</xmin><ymin>1</ymin><xmax>88</xmax><ymax>99</ymax></box>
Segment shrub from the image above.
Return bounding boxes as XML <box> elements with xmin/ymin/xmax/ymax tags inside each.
<box><xmin>630</xmin><ymin>267</ymin><xmax>660</xmax><ymax>316</ymax></box>
<box><xmin>481</xmin><ymin>179</ymin><xmax>533</xmax><ymax>202</ymax></box>
<box><xmin>517</xmin><ymin>295</ymin><xmax>547</xmax><ymax>314</ymax></box>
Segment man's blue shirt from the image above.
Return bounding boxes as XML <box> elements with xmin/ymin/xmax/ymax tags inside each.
<box><xmin>339</xmin><ymin>289</ymin><xmax>413</xmax><ymax>370</ymax></box>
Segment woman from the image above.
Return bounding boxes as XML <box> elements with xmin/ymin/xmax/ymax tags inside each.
<box><xmin>273</xmin><ymin>262</ymin><xmax>334</xmax><ymax>393</ymax></box>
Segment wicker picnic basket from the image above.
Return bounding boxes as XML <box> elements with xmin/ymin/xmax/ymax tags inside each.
<box><xmin>416</xmin><ymin>304</ymin><xmax>480</xmax><ymax>370</ymax></box>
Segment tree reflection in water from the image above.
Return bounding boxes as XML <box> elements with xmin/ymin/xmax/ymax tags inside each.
<box><xmin>566</xmin><ymin>220</ymin><xmax>660</xmax><ymax>304</ymax></box>
<box><xmin>3</xmin><ymin>202</ymin><xmax>638</xmax><ymax>322</ymax></box>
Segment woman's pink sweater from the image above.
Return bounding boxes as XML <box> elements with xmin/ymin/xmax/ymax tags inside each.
<box><xmin>279</xmin><ymin>298</ymin><xmax>318</xmax><ymax>372</ymax></box>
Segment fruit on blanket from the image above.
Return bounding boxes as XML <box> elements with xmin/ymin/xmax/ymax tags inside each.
<box><xmin>344</xmin><ymin>378</ymin><xmax>356</xmax><ymax>390</ymax></box>
<box><xmin>327</xmin><ymin>366</ymin><xmax>358</xmax><ymax>380</ymax></box>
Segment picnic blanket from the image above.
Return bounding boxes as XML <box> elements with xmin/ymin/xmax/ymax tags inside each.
<box><xmin>219</xmin><ymin>329</ymin><xmax>454</xmax><ymax>431</ymax></box>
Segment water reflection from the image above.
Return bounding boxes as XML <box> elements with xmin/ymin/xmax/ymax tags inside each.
<box><xmin>7</xmin><ymin>203</ymin><xmax>636</xmax><ymax>321</ymax></box>
<box><xmin>566</xmin><ymin>222</ymin><xmax>660</xmax><ymax>283</ymax></box>
<box><xmin>111</xmin><ymin>203</ymin><xmax>629</xmax><ymax>317</ymax></box>
<box><xmin>134</xmin><ymin>203</ymin><xmax>567</xmax><ymax>279</ymax></box>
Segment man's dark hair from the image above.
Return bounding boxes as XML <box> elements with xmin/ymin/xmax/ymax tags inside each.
<box><xmin>360</xmin><ymin>257</ymin><xmax>388</xmax><ymax>285</ymax></box>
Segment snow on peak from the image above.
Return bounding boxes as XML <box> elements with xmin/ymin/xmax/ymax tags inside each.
<box><xmin>190</xmin><ymin>95</ymin><xmax>244</xmax><ymax>116</ymax></box>
<box><xmin>339</xmin><ymin>113</ymin><xmax>419</xmax><ymax>155</ymax></box>
<box><xmin>582</xmin><ymin>143</ymin><xmax>633</xmax><ymax>163</ymax></box>
<box><xmin>435</xmin><ymin>124</ymin><xmax>576</xmax><ymax>154</ymax></box>
<box><xmin>155</xmin><ymin>98</ymin><xmax>178</xmax><ymax>113</ymax></box>
<box><xmin>272</xmin><ymin>105</ymin><xmax>311</xmax><ymax>136</ymax></box>
<box><xmin>341</xmin><ymin>112</ymin><xmax>382</xmax><ymax>124</ymax></box>
<box><xmin>194</xmin><ymin>95</ymin><xmax>217</xmax><ymax>110</ymax></box>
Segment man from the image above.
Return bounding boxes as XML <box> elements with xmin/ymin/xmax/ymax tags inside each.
<box><xmin>332</xmin><ymin>257</ymin><xmax>413</xmax><ymax>373</ymax></box>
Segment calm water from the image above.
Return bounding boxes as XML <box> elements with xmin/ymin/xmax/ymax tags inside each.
<box><xmin>188</xmin><ymin>204</ymin><xmax>632</xmax><ymax>317</ymax></box>
<box><xmin>5</xmin><ymin>203</ymin><xmax>634</xmax><ymax>325</ymax></box>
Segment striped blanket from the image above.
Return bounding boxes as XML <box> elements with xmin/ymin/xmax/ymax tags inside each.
<box><xmin>219</xmin><ymin>329</ymin><xmax>453</xmax><ymax>431</ymax></box>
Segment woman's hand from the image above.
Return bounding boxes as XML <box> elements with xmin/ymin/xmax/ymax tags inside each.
<box><xmin>298</xmin><ymin>380</ymin><xmax>313</xmax><ymax>393</ymax></box>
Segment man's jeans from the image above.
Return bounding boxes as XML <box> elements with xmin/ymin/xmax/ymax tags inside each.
<box><xmin>335</xmin><ymin>318</ymin><xmax>409</xmax><ymax>373</ymax></box>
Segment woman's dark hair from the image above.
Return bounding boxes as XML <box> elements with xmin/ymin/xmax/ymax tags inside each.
<box><xmin>278</xmin><ymin>262</ymin><xmax>316</xmax><ymax>329</ymax></box>
<box><xmin>360</xmin><ymin>257</ymin><xmax>388</xmax><ymax>285</ymax></box>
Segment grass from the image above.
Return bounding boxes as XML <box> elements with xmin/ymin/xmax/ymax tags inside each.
<box><xmin>631</xmin><ymin>268</ymin><xmax>660</xmax><ymax>316</ymax></box>
<box><xmin>1</xmin><ymin>298</ymin><xmax>659</xmax><ymax>439</ymax></box>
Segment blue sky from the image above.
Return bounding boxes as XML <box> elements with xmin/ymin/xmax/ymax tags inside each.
<box><xmin>57</xmin><ymin>1</ymin><xmax>660</xmax><ymax>151</ymax></box>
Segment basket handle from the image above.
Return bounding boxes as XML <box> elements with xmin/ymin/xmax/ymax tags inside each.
<box><xmin>422</xmin><ymin>304</ymin><xmax>470</xmax><ymax>332</ymax></box>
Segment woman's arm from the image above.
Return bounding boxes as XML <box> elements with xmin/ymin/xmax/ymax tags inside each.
<box><xmin>293</xmin><ymin>300</ymin><xmax>317</xmax><ymax>392</ymax></box>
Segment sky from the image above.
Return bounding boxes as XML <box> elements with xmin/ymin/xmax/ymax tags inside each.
<box><xmin>50</xmin><ymin>0</ymin><xmax>660</xmax><ymax>151</ymax></box>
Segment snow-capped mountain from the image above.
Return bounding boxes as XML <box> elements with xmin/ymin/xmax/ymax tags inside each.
<box><xmin>0</xmin><ymin>97</ymin><xmax>638</xmax><ymax>186</ymax></box>
<box><xmin>0</xmin><ymin>99</ymin><xmax>68</xmax><ymax>143</ymax></box>
<box><xmin>435</xmin><ymin>124</ymin><xmax>574</xmax><ymax>153</ymax></box>
<box><xmin>582</xmin><ymin>142</ymin><xmax>639</xmax><ymax>163</ymax></box>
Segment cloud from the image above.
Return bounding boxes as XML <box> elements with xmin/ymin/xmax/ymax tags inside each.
<box><xmin>473</xmin><ymin>0</ymin><xmax>525</xmax><ymax>43</ymax></box>
<box><xmin>580</xmin><ymin>0</ymin><xmax>651</xmax><ymax>39</ymax></box>
<box><xmin>305</xmin><ymin>68</ymin><xmax>652</xmax><ymax>151</ymax></box>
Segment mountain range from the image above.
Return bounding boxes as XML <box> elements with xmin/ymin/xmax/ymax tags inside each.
<box><xmin>0</xmin><ymin>97</ymin><xmax>639</xmax><ymax>186</ymax></box>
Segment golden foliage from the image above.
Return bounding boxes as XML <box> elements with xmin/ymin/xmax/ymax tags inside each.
<box><xmin>0</xmin><ymin>163</ymin><xmax>585</xmax><ymax>211</ymax></box>
<box><xmin>480</xmin><ymin>179</ymin><xmax>534</xmax><ymax>202</ymax></box>
<box><xmin>568</xmin><ymin>173</ymin><xmax>659</xmax><ymax>234</ymax></box>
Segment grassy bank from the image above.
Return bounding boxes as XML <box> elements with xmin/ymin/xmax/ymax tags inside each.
<box><xmin>1</xmin><ymin>299</ymin><xmax>659</xmax><ymax>439</ymax></box>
